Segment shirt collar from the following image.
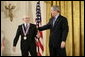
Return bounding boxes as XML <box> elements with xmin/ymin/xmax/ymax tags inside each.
<box><xmin>55</xmin><ymin>13</ymin><xmax>59</xmax><ymax>19</ymax></box>
<box><xmin>24</xmin><ymin>23</ymin><xmax>30</xmax><ymax>27</ymax></box>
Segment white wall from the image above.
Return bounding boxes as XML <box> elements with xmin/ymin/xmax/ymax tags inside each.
<box><xmin>1</xmin><ymin>1</ymin><xmax>46</xmax><ymax>56</ymax></box>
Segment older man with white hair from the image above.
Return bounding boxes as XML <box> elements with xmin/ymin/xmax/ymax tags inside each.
<box><xmin>38</xmin><ymin>6</ymin><xmax>69</xmax><ymax>56</ymax></box>
<box><xmin>13</xmin><ymin>16</ymin><xmax>37</xmax><ymax>56</ymax></box>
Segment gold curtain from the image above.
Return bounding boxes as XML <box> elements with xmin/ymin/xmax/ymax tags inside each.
<box><xmin>45</xmin><ymin>1</ymin><xmax>84</xmax><ymax>56</ymax></box>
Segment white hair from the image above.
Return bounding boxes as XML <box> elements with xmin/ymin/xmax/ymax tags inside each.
<box><xmin>22</xmin><ymin>16</ymin><xmax>30</xmax><ymax>19</ymax></box>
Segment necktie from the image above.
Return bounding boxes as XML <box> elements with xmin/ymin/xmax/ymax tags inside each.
<box><xmin>53</xmin><ymin>18</ymin><xmax>56</xmax><ymax>27</ymax></box>
<box><xmin>24</xmin><ymin>24</ymin><xmax>28</xmax><ymax>32</ymax></box>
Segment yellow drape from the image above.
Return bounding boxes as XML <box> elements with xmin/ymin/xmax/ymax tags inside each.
<box><xmin>45</xmin><ymin>1</ymin><xmax>84</xmax><ymax>56</ymax></box>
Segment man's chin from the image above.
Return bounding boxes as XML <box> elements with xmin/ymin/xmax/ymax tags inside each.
<box><xmin>52</xmin><ymin>15</ymin><xmax>56</xmax><ymax>17</ymax></box>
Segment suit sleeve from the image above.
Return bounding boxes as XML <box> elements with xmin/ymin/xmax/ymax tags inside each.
<box><xmin>62</xmin><ymin>18</ymin><xmax>69</xmax><ymax>41</ymax></box>
<box><xmin>13</xmin><ymin>26</ymin><xmax>21</xmax><ymax>47</ymax></box>
<box><xmin>38</xmin><ymin>19</ymin><xmax>51</xmax><ymax>31</ymax></box>
<box><xmin>34</xmin><ymin>25</ymin><xmax>38</xmax><ymax>37</ymax></box>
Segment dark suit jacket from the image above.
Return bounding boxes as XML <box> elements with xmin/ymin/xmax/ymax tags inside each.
<box><xmin>38</xmin><ymin>15</ymin><xmax>69</xmax><ymax>48</ymax></box>
<box><xmin>13</xmin><ymin>23</ymin><xmax>37</xmax><ymax>50</ymax></box>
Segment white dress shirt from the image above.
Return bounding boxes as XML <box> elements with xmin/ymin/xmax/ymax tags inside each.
<box><xmin>24</xmin><ymin>23</ymin><xmax>30</xmax><ymax>28</ymax></box>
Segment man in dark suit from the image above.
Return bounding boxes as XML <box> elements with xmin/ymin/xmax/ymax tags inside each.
<box><xmin>38</xmin><ymin>6</ymin><xmax>69</xmax><ymax>56</ymax></box>
<box><xmin>13</xmin><ymin>16</ymin><xmax>37</xmax><ymax>56</ymax></box>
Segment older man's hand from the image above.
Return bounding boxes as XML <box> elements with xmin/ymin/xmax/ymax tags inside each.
<box><xmin>36</xmin><ymin>31</ymin><xmax>40</xmax><ymax>38</ymax></box>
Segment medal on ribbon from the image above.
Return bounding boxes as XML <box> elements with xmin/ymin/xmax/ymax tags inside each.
<box><xmin>22</xmin><ymin>24</ymin><xmax>30</xmax><ymax>40</ymax></box>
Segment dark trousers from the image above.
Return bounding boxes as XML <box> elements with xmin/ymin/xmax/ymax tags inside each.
<box><xmin>21</xmin><ymin>45</ymin><xmax>37</xmax><ymax>56</ymax></box>
<box><xmin>49</xmin><ymin>46</ymin><xmax>66</xmax><ymax>56</ymax></box>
